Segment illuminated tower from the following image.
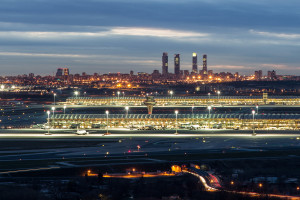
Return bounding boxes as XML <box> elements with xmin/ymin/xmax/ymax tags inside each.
<box><xmin>63</xmin><ymin>68</ymin><xmax>69</xmax><ymax>76</ymax></box>
<box><xmin>144</xmin><ymin>96</ymin><xmax>157</xmax><ymax>114</ymax></box>
<box><xmin>174</xmin><ymin>54</ymin><xmax>180</xmax><ymax>76</ymax></box>
<box><xmin>162</xmin><ymin>52</ymin><xmax>168</xmax><ymax>76</ymax></box>
<box><xmin>203</xmin><ymin>54</ymin><xmax>207</xmax><ymax>75</ymax></box>
<box><xmin>192</xmin><ymin>53</ymin><xmax>197</xmax><ymax>73</ymax></box>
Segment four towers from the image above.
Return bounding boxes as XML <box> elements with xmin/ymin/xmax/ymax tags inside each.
<box><xmin>161</xmin><ymin>52</ymin><xmax>208</xmax><ymax>76</ymax></box>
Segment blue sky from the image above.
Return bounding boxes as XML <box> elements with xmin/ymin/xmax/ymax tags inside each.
<box><xmin>0</xmin><ymin>0</ymin><xmax>300</xmax><ymax>75</ymax></box>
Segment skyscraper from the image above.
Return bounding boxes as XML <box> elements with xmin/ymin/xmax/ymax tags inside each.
<box><xmin>162</xmin><ymin>52</ymin><xmax>168</xmax><ymax>76</ymax></box>
<box><xmin>174</xmin><ymin>54</ymin><xmax>180</xmax><ymax>76</ymax></box>
<box><xmin>203</xmin><ymin>54</ymin><xmax>207</xmax><ymax>75</ymax></box>
<box><xmin>63</xmin><ymin>68</ymin><xmax>69</xmax><ymax>76</ymax></box>
<box><xmin>192</xmin><ymin>53</ymin><xmax>198</xmax><ymax>73</ymax></box>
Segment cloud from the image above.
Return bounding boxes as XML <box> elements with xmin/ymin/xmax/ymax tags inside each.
<box><xmin>0</xmin><ymin>27</ymin><xmax>209</xmax><ymax>41</ymax></box>
<box><xmin>0</xmin><ymin>52</ymin><xmax>92</xmax><ymax>58</ymax></box>
<box><xmin>250</xmin><ymin>29</ymin><xmax>300</xmax><ymax>39</ymax></box>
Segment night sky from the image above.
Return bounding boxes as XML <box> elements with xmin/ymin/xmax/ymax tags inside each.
<box><xmin>0</xmin><ymin>0</ymin><xmax>300</xmax><ymax>75</ymax></box>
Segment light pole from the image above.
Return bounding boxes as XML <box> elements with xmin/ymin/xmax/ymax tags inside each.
<box><xmin>74</xmin><ymin>91</ymin><xmax>79</xmax><ymax>98</ymax></box>
<box><xmin>208</xmin><ymin>106</ymin><xmax>211</xmax><ymax>118</ymax></box>
<box><xmin>47</xmin><ymin>110</ymin><xmax>50</xmax><ymax>135</ymax></box>
<box><xmin>170</xmin><ymin>90</ymin><xmax>173</xmax><ymax>98</ymax></box>
<box><xmin>175</xmin><ymin>110</ymin><xmax>178</xmax><ymax>134</ymax></box>
<box><xmin>252</xmin><ymin>110</ymin><xmax>256</xmax><ymax>135</ymax></box>
<box><xmin>155</xmin><ymin>91</ymin><xmax>158</xmax><ymax>96</ymax></box>
<box><xmin>125</xmin><ymin>106</ymin><xmax>129</xmax><ymax>115</ymax></box>
<box><xmin>208</xmin><ymin>92</ymin><xmax>211</xmax><ymax>103</ymax></box>
<box><xmin>117</xmin><ymin>91</ymin><xmax>120</xmax><ymax>99</ymax></box>
<box><xmin>63</xmin><ymin>105</ymin><xmax>66</xmax><ymax>114</ymax></box>
<box><xmin>208</xmin><ymin>106</ymin><xmax>212</xmax><ymax>129</ymax></box>
<box><xmin>256</xmin><ymin>105</ymin><xmax>258</xmax><ymax>115</ymax></box>
<box><xmin>51</xmin><ymin>107</ymin><xmax>55</xmax><ymax>129</ymax></box>
<box><xmin>217</xmin><ymin>91</ymin><xmax>220</xmax><ymax>102</ymax></box>
<box><xmin>53</xmin><ymin>93</ymin><xmax>56</xmax><ymax>105</ymax></box>
<box><xmin>106</xmin><ymin>110</ymin><xmax>109</xmax><ymax>135</ymax></box>
<box><xmin>84</xmin><ymin>91</ymin><xmax>86</xmax><ymax>97</ymax></box>
<box><xmin>122</xmin><ymin>91</ymin><xmax>125</xmax><ymax>98</ymax></box>
<box><xmin>192</xmin><ymin>105</ymin><xmax>195</xmax><ymax>124</ymax></box>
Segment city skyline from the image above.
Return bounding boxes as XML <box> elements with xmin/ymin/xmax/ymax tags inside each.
<box><xmin>1</xmin><ymin>0</ymin><xmax>300</xmax><ymax>75</ymax></box>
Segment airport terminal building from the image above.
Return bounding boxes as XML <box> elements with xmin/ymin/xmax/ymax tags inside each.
<box><xmin>66</xmin><ymin>95</ymin><xmax>300</xmax><ymax>106</ymax></box>
<box><xmin>50</xmin><ymin>113</ymin><xmax>300</xmax><ymax>130</ymax></box>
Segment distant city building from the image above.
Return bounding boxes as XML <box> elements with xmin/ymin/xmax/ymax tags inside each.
<box><xmin>255</xmin><ymin>70</ymin><xmax>262</xmax><ymax>80</ymax></box>
<box><xmin>29</xmin><ymin>73</ymin><xmax>34</xmax><ymax>78</ymax></box>
<box><xmin>63</xmin><ymin>68</ymin><xmax>69</xmax><ymax>76</ymax></box>
<box><xmin>152</xmin><ymin>70</ymin><xmax>160</xmax><ymax>78</ymax></box>
<box><xmin>183</xmin><ymin>70</ymin><xmax>189</xmax><ymax>77</ymax></box>
<box><xmin>56</xmin><ymin>68</ymin><xmax>69</xmax><ymax>77</ymax></box>
<box><xmin>203</xmin><ymin>54</ymin><xmax>207</xmax><ymax>75</ymax></box>
<box><xmin>268</xmin><ymin>70</ymin><xmax>277</xmax><ymax>80</ymax></box>
<box><xmin>174</xmin><ymin>54</ymin><xmax>180</xmax><ymax>76</ymax></box>
<box><xmin>192</xmin><ymin>53</ymin><xmax>198</xmax><ymax>73</ymax></box>
<box><xmin>162</xmin><ymin>52</ymin><xmax>168</xmax><ymax>76</ymax></box>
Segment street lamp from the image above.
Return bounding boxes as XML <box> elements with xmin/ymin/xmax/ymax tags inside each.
<box><xmin>117</xmin><ymin>91</ymin><xmax>120</xmax><ymax>99</ymax></box>
<box><xmin>170</xmin><ymin>90</ymin><xmax>173</xmax><ymax>98</ymax></box>
<box><xmin>175</xmin><ymin>110</ymin><xmax>178</xmax><ymax>134</ymax></box>
<box><xmin>122</xmin><ymin>91</ymin><xmax>125</xmax><ymax>98</ymax></box>
<box><xmin>74</xmin><ymin>91</ymin><xmax>79</xmax><ymax>97</ymax></box>
<box><xmin>84</xmin><ymin>91</ymin><xmax>86</xmax><ymax>97</ymax></box>
<box><xmin>51</xmin><ymin>107</ymin><xmax>55</xmax><ymax>129</ymax></box>
<box><xmin>208</xmin><ymin>92</ymin><xmax>211</xmax><ymax>103</ymax></box>
<box><xmin>192</xmin><ymin>105</ymin><xmax>195</xmax><ymax>115</ymax></box>
<box><xmin>53</xmin><ymin>93</ymin><xmax>56</xmax><ymax>105</ymax></box>
<box><xmin>208</xmin><ymin>106</ymin><xmax>211</xmax><ymax>118</ymax></box>
<box><xmin>252</xmin><ymin>110</ymin><xmax>256</xmax><ymax>135</ymax></box>
<box><xmin>51</xmin><ymin>106</ymin><xmax>55</xmax><ymax>116</ymax></box>
<box><xmin>106</xmin><ymin>110</ymin><xmax>109</xmax><ymax>135</ymax></box>
<box><xmin>47</xmin><ymin>110</ymin><xmax>50</xmax><ymax>135</ymax></box>
<box><xmin>217</xmin><ymin>91</ymin><xmax>220</xmax><ymax>101</ymax></box>
<box><xmin>63</xmin><ymin>105</ymin><xmax>66</xmax><ymax>114</ymax></box>
<box><xmin>125</xmin><ymin>106</ymin><xmax>129</xmax><ymax>115</ymax></box>
<box><xmin>256</xmin><ymin>105</ymin><xmax>259</xmax><ymax>115</ymax></box>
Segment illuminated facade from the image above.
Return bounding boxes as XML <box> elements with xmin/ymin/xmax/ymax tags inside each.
<box><xmin>66</xmin><ymin>96</ymin><xmax>300</xmax><ymax>106</ymax></box>
<box><xmin>203</xmin><ymin>54</ymin><xmax>207</xmax><ymax>75</ymax></box>
<box><xmin>162</xmin><ymin>52</ymin><xmax>168</xmax><ymax>76</ymax></box>
<box><xmin>51</xmin><ymin>113</ymin><xmax>300</xmax><ymax>130</ymax></box>
<box><xmin>174</xmin><ymin>54</ymin><xmax>180</xmax><ymax>76</ymax></box>
<box><xmin>192</xmin><ymin>53</ymin><xmax>198</xmax><ymax>73</ymax></box>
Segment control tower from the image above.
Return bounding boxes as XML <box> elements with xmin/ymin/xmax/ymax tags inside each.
<box><xmin>144</xmin><ymin>96</ymin><xmax>157</xmax><ymax>114</ymax></box>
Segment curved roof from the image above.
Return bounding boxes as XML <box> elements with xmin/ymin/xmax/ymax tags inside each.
<box><xmin>53</xmin><ymin>113</ymin><xmax>300</xmax><ymax>120</ymax></box>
